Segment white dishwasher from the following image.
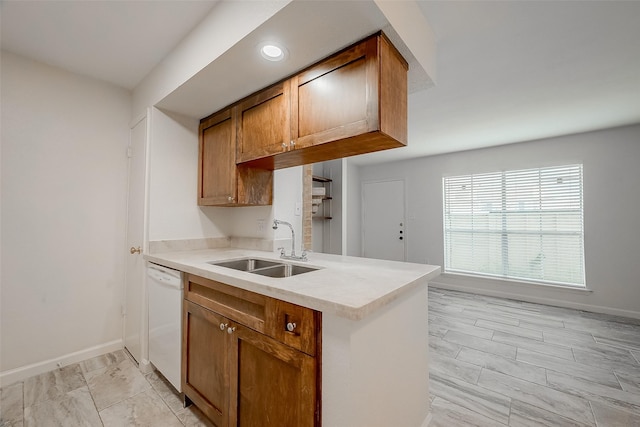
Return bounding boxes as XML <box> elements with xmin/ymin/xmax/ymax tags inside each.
<box><xmin>148</xmin><ymin>263</ymin><xmax>182</xmax><ymax>392</ymax></box>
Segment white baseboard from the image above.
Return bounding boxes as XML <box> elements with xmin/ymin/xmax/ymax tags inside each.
<box><xmin>0</xmin><ymin>339</ymin><xmax>123</xmax><ymax>387</ymax></box>
<box><xmin>430</xmin><ymin>281</ymin><xmax>640</xmax><ymax>320</ymax></box>
<box><xmin>139</xmin><ymin>358</ymin><xmax>154</xmax><ymax>374</ymax></box>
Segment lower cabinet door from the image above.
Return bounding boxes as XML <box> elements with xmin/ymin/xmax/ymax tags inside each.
<box><xmin>228</xmin><ymin>324</ymin><xmax>318</xmax><ymax>427</ymax></box>
<box><xmin>183</xmin><ymin>300</ymin><xmax>229</xmax><ymax>427</ymax></box>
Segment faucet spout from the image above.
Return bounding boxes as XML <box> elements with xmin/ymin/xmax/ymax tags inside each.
<box><xmin>272</xmin><ymin>219</ymin><xmax>307</xmax><ymax>261</ymax></box>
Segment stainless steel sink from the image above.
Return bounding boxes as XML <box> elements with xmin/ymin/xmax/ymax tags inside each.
<box><xmin>250</xmin><ymin>264</ymin><xmax>319</xmax><ymax>278</ymax></box>
<box><xmin>210</xmin><ymin>258</ymin><xmax>281</xmax><ymax>272</ymax></box>
<box><xmin>209</xmin><ymin>258</ymin><xmax>319</xmax><ymax>278</ymax></box>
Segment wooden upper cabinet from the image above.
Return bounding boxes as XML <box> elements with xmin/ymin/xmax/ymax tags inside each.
<box><xmin>197</xmin><ymin>31</ymin><xmax>408</xmax><ymax>195</ymax></box>
<box><xmin>237</xmin><ymin>81</ymin><xmax>292</xmax><ymax>163</ymax></box>
<box><xmin>240</xmin><ymin>32</ymin><xmax>408</xmax><ymax>170</ymax></box>
<box><xmin>292</xmin><ymin>36</ymin><xmax>376</xmax><ymax>148</ymax></box>
<box><xmin>198</xmin><ymin>109</ymin><xmax>236</xmax><ymax>205</ymax></box>
<box><xmin>198</xmin><ymin>108</ymin><xmax>273</xmax><ymax>206</ymax></box>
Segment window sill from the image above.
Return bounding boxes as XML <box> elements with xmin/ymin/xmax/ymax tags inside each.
<box><xmin>439</xmin><ymin>272</ymin><xmax>593</xmax><ymax>294</ymax></box>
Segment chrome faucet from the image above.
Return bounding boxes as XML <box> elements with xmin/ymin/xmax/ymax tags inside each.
<box><xmin>272</xmin><ymin>219</ymin><xmax>307</xmax><ymax>261</ymax></box>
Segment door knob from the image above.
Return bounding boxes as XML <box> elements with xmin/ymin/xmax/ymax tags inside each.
<box><xmin>130</xmin><ymin>246</ymin><xmax>141</xmax><ymax>254</ymax></box>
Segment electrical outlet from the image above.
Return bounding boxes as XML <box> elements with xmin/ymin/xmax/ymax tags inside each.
<box><xmin>257</xmin><ymin>219</ymin><xmax>265</xmax><ymax>232</ymax></box>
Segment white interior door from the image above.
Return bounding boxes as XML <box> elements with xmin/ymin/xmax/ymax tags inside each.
<box><xmin>124</xmin><ymin>116</ymin><xmax>147</xmax><ymax>363</ymax></box>
<box><xmin>362</xmin><ymin>180</ymin><xmax>406</xmax><ymax>261</ymax></box>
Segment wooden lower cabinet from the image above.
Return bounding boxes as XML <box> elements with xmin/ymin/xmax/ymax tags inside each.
<box><xmin>182</xmin><ymin>301</ymin><xmax>229</xmax><ymax>426</ymax></box>
<box><xmin>230</xmin><ymin>323</ymin><xmax>317</xmax><ymax>427</ymax></box>
<box><xmin>183</xmin><ymin>289</ymin><xmax>319</xmax><ymax>427</ymax></box>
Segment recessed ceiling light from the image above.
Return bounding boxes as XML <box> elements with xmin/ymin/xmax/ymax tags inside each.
<box><xmin>260</xmin><ymin>43</ymin><xmax>287</xmax><ymax>62</ymax></box>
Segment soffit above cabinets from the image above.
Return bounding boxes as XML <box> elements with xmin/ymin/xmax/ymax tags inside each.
<box><xmin>156</xmin><ymin>0</ymin><xmax>430</xmax><ymax>120</ymax></box>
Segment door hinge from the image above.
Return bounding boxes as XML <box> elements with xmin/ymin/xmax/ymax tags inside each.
<box><xmin>127</xmin><ymin>147</ymin><xmax>133</xmax><ymax>158</ymax></box>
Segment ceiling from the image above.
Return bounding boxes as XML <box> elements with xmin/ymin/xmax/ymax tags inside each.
<box><xmin>2</xmin><ymin>1</ymin><xmax>639</xmax><ymax>166</ymax></box>
<box><xmin>0</xmin><ymin>0</ymin><xmax>219</xmax><ymax>89</ymax></box>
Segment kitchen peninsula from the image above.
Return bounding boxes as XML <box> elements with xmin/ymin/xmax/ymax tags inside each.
<box><xmin>146</xmin><ymin>247</ymin><xmax>440</xmax><ymax>427</ymax></box>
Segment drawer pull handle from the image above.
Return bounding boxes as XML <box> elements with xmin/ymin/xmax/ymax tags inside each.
<box><xmin>219</xmin><ymin>323</ymin><xmax>228</xmax><ymax>331</ymax></box>
<box><xmin>286</xmin><ymin>322</ymin><xmax>297</xmax><ymax>332</ymax></box>
<box><xmin>227</xmin><ymin>326</ymin><xmax>236</xmax><ymax>335</ymax></box>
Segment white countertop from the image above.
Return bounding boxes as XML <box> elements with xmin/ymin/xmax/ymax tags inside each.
<box><xmin>145</xmin><ymin>248</ymin><xmax>440</xmax><ymax>320</ymax></box>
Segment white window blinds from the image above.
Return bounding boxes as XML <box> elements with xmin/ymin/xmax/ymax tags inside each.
<box><xmin>443</xmin><ymin>164</ymin><xmax>585</xmax><ymax>287</ymax></box>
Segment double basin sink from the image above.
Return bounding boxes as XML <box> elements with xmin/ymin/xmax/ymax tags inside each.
<box><xmin>209</xmin><ymin>258</ymin><xmax>318</xmax><ymax>278</ymax></box>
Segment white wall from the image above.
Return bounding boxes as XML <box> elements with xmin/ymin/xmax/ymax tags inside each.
<box><xmin>357</xmin><ymin>125</ymin><xmax>640</xmax><ymax>318</ymax></box>
<box><xmin>1</xmin><ymin>52</ymin><xmax>131</xmax><ymax>379</ymax></box>
<box><xmin>344</xmin><ymin>159</ymin><xmax>362</xmax><ymax>257</ymax></box>
<box><xmin>132</xmin><ymin>1</ymin><xmax>291</xmax><ymax>119</ymax></box>
<box><xmin>272</xmin><ymin>166</ymin><xmax>303</xmax><ymax>254</ymax></box>
<box><xmin>148</xmin><ymin>108</ymin><xmax>230</xmax><ymax>241</ymax></box>
<box><xmin>148</xmin><ymin>107</ymin><xmax>279</xmax><ymax>244</ymax></box>
<box><xmin>327</xmin><ymin>160</ymin><xmax>344</xmax><ymax>256</ymax></box>
<box><xmin>312</xmin><ymin>160</ymin><xmax>343</xmax><ymax>255</ymax></box>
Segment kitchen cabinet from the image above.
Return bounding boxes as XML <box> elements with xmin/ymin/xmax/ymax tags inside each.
<box><xmin>198</xmin><ymin>109</ymin><xmax>273</xmax><ymax>206</ymax></box>
<box><xmin>183</xmin><ymin>300</ymin><xmax>229</xmax><ymax>427</ymax></box>
<box><xmin>241</xmin><ymin>32</ymin><xmax>408</xmax><ymax>170</ymax></box>
<box><xmin>182</xmin><ymin>274</ymin><xmax>320</xmax><ymax>426</ymax></box>
<box><xmin>236</xmin><ymin>81</ymin><xmax>292</xmax><ymax>164</ymax></box>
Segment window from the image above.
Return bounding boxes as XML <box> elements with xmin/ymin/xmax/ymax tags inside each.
<box><xmin>443</xmin><ymin>165</ymin><xmax>585</xmax><ymax>287</ymax></box>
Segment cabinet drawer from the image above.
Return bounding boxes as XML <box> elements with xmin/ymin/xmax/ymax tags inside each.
<box><xmin>184</xmin><ymin>274</ymin><xmax>269</xmax><ymax>334</ymax></box>
<box><xmin>184</xmin><ymin>274</ymin><xmax>319</xmax><ymax>355</ymax></box>
<box><xmin>266</xmin><ymin>299</ymin><xmax>319</xmax><ymax>357</ymax></box>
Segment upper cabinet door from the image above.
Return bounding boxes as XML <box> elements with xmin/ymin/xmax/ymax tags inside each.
<box><xmin>205</xmin><ymin>32</ymin><xmax>408</xmax><ymax>172</ymax></box>
<box><xmin>291</xmin><ymin>36</ymin><xmax>378</xmax><ymax>149</ymax></box>
<box><xmin>236</xmin><ymin>81</ymin><xmax>292</xmax><ymax>164</ymax></box>
<box><xmin>198</xmin><ymin>109</ymin><xmax>236</xmax><ymax>206</ymax></box>
<box><xmin>199</xmin><ymin>108</ymin><xmax>274</xmax><ymax>207</ymax></box>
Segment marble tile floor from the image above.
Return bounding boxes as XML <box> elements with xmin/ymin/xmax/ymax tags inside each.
<box><xmin>0</xmin><ymin>350</ymin><xmax>213</xmax><ymax>427</ymax></box>
<box><xmin>428</xmin><ymin>287</ymin><xmax>640</xmax><ymax>427</ymax></box>
<box><xmin>2</xmin><ymin>287</ymin><xmax>639</xmax><ymax>426</ymax></box>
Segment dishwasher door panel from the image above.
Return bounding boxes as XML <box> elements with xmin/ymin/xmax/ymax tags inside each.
<box><xmin>148</xmin><ymin>264</ymin><xmax>182</xmax><ymax>392</ymax></box>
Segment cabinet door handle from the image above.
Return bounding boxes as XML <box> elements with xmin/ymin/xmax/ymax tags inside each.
<box><xmin>227</xmin><ymin>196</ymin><xmax>235</xmax><ymax>202</ymax></box>
<box><xmin>282</xmin><ymin>142</ymin><xmax>288</xmax><ymax>150</ymax></box>
<box><xmin>289</xmin><ymin>140</ymin><xmax>295</xmax><ymax>149</ymax></box>
<box><xmin>286</xmin><ymin>322</ymin><xmax>297</xmax><ymax>332</ymax></box>
<box><xmin>227</xmin><ymin>326</ymin><xmax>236</xmax><ymax>335</ymax></box>
<box><xmin>219</xmin><ymin>323</ymin><xmax>228</xmax><ymax>331</ymax></box>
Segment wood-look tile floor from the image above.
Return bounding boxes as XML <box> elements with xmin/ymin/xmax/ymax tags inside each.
<box><xmin>0</xmin><ymin>350</ymin><xmax>213</xmax><ymax>427</ymax></box>
<box><xmin>2</xmin><ymin>288</ymin><xmax>639</xmax><ymax>426</ymax></box>
<box><xmin>428</xmin><ymin>287</ymin><xmax>640</xmax><ymax>427</ymax></box>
